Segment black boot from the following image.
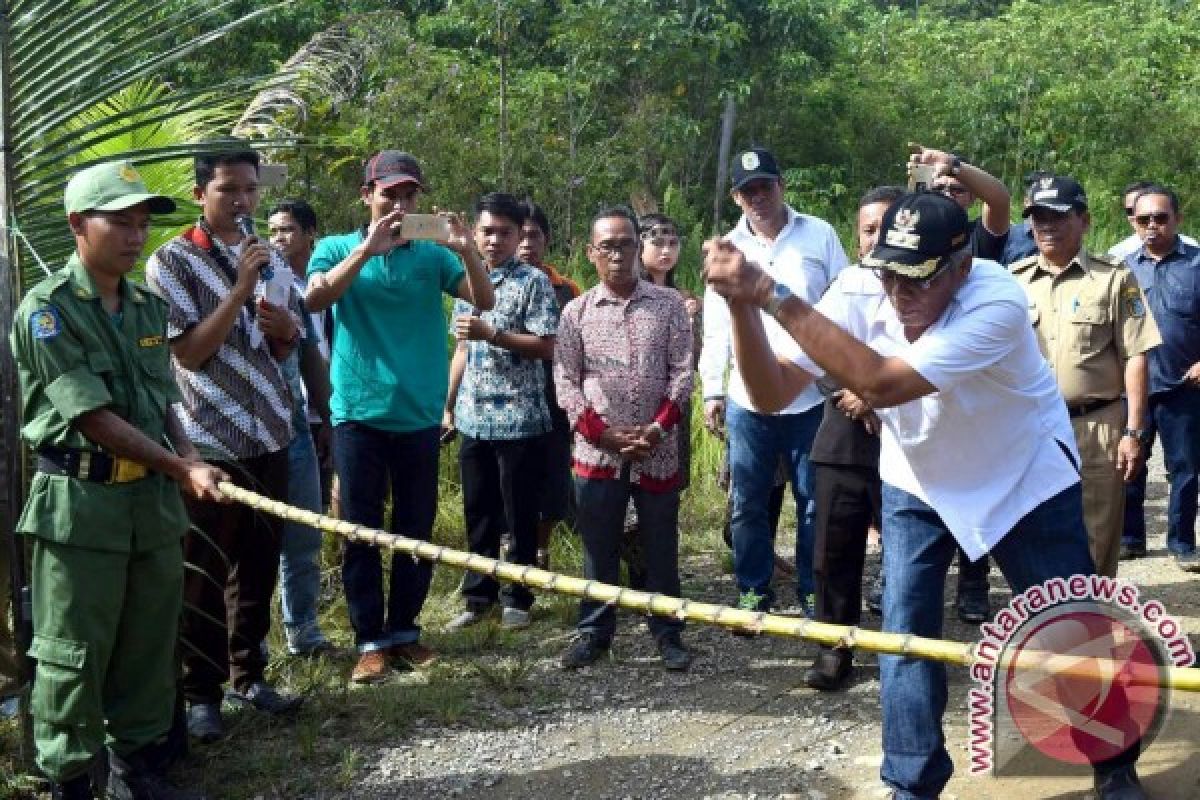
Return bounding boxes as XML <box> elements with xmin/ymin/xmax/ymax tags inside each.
<box><xmin>50</xmin><ymin>772</ymin><xmax>95</xmax><ymax>800</ymax></box>
<box><xmin>107</xmin><ymin>747</ymin><xmax>207</xmax><ymax>800</ymax></box>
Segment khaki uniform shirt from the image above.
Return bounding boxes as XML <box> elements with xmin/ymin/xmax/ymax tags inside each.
<box><xmin>9</xmin><ymin>254</ymin><xmax>188</xmax><ymax>552</ymax></box>
<box><xmin>1010</xmin><ymin>250</ymin><xmax>1161</xmax><ymax>405</ymax></box>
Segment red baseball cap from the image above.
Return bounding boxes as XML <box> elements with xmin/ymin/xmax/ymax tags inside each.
<box><xmin>363</xmin><ymin>150</ymin><xmax>426</xmax><ymax>190</ymax></box>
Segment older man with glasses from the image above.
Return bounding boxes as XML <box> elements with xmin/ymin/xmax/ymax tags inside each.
<box><xmin>705</xmin><ymin>190</ymin><xmax>1146</xmax><ymax>800</ymax></box>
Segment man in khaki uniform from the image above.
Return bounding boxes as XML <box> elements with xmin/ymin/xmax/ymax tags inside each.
<box><xmin>1010</xmin><ymin>176</ymin><xmax>1160</xmax><ymax>577</ymax></box>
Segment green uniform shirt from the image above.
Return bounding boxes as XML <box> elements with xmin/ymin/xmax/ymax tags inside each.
<box><xmin>308</xmin><ymin>231</ymin><xmax>465</xmax><ymax>432</ymax></box>
<box><xmin>9</xmin><ymin>254</ymin><xmax>188</xmax><ymax>553</ymax></box>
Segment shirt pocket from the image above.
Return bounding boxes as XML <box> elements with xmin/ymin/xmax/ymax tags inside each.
<box><xmin>1071</xmin><ymin>303</ymin><xmax>1111</xmax><ymax>354</ymax></box>
<box><xmin>1159</xmin><ymin>266</ymin><xmax>1199</xmax><ymax>317</ymax></box>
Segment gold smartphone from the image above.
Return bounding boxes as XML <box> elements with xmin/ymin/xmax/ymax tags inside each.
<box><xmin>908</xmin><ymin>164</ymin><xmax>937</xmax><ymax>192</ymax></box>
<box><xmin>398</xmin><ymin>213</ymin><xmax>451</xmax><ymax>241</ymax></box>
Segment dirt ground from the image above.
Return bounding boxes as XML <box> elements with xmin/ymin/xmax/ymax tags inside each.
<box><xmin>342</xmin><ymin>455</ymin><xmax>1200</xmax><ymax>800</ymax></box>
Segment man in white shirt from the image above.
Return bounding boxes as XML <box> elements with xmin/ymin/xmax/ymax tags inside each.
<box><xmin>704</xmin><ymin>192</ymin><xmax>1143</xmax><ymax>800</ymax></box>
<box><xmin>698</xmin><ymin>147</ymin><xmax>848</xmax><ymax>612</ymax></box>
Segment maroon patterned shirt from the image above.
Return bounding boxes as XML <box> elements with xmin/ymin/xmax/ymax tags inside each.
<box><xmin>553</xmin><ymin>280</ymin><xmax>693</xmax><ymax>491</ymax></box>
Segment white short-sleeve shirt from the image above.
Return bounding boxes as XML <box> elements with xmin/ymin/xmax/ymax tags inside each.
<box><xmin>700</xmin><ymin>206</ymin><xmax>849</xmax><ymax>415</ymax></box>
<box><xmin>786</xmin><ymin>260</ymin><xmax>1080</xmax><ymax>559</ymax></box>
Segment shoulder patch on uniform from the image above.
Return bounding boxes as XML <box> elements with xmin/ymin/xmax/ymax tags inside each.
<box><xmin>1009</xmin><ymin>254</ymin><xmax>1039</xmax><ymax>272</ymax></box>
<box><xmin>30</xmin><ymin>307</ymin><xmax>62</xmax><ymax>340</ymax></box>
<box><xmin>1094</xmin><ymin>252</ymin><xmax>1121</xmax><ymax>267</ymax></box>
<box><xmin>1123</xmin><ymin>286</ymin><xmax>1145</xmax><ymax>318</ymax></box>
<box><xmin>138</xmin><ymin>335</ymin><xmax>164</xmax><ymax>348</ymax></box>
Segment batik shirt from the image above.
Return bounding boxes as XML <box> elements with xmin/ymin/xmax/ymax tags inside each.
<box><xmin>453</xmin><ymin>257</ymin><xmax>559</xmax><ymax>439</ymax></box>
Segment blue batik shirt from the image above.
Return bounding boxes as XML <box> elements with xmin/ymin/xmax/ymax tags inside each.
<box><xmin>1126</xmin><ymin>238</ymin><xmax>1200</xmax><ymax>396</ymax></box>
<box><xmin>453</xmin><ymin>257</ymin><xmax>560</xmax><ymax>439</ymax></box>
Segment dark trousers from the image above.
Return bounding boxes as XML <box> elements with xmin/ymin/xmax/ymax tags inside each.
<box><xmin>181</xmin><ymin>449</ymin><xmax>287</xmax><ymax>704</ymax></box>
<box><xmin>459</xmin><ymin>434</ymin><xmax>546</xmax><ymax>611</ymax></box>
<box><xmin>575</xmin><ymin>471</ymin><xmax>683</xmax><ymax>643</ymax></box>
<box><xmin>1155</xmin><ymin>388</ymin><xmax>1200</xmax><ymax>553</ymax></box>
<box><xmin>812</xmin><ymin>463</ymin><xmax>881</xmax><ymax>627</ymax></box>
<box><xmin>335</xmin><ymin>422</ymin><xmax>440</xmax><ymax>651</ymax></box>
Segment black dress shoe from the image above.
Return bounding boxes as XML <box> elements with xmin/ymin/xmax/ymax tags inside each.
<box><xmin>804</xmin><ymin>646</ymin><xmax>853</xmax><ymax>691</ymax></box>
<box><xmin>656</xmin><ymin>632</ymin><xmax>693</xmax><ymax>672</ymax></box>
<box><xmin>956</xmin><ymin>583</ymin><xmax>990</xmax><ymax>625</ymax></box>
<box><xmin>560</xmin><ymin>633</ymin><xmax>610</xmax><ymax>669</ymax></box>
<box><xmin>1093</xmin><ymin>765</ymin><xmax>1147</xmax><ymax>800</ymax></box>
<box><xmin>1119</xmin><ymin>542</ymin><xmax>1147</xmax><ymax>560</ymax></box>
<box><xmin>1175</xmin><ymin>550</ymin><xmax>1200</xmax><ymax>573</ymax></box>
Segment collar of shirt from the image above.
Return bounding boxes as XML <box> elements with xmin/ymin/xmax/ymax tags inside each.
<box><xmin>65</xmin><ymin>252</ymin><xmax>146</xmax><ymax>307</ymax></box>
<box><xmin>593</xmin><ymin>278</ymin><xmax>650</xmax><ymax>308</ymax></box>
<box><xmin>735</xmin><ymin>204</ymin><xmax>802</xmax><ymax>245</ymax></box>
<box><xmin>488</xmin><ymin>256</ymin><xmax>521</xmax><ymax>285</ymax></box>
<box><xmin>1031</xmin><ymin>248</ymin><xmax>1092</xmax><ymax>280</ymax></box>
<box><xmin>1134</xmin><ymin>236</ymin><xmax>1190</xmax><ymax>264</ymax></box>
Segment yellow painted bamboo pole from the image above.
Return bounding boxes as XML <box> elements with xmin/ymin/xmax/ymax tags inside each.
<box><xmin>218</xmin><ymin>482</ymin><xmax>1200</xmax><ymax>693</ymax></box>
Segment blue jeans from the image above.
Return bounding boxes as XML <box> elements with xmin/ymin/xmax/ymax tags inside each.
<box><xmin>1154</xmin><ymin>388</ymin><xmax>1200</xmax><ymax>553</ymax></box>
<box><xmin>726</xmin><ymin>401</ymin><xmax>822</xmax><ymax>604</ymax></box>
<box><xmin>335</xmin><ymin>422</ymin><xmax>440</xmax><ymax>652</ymax></box>
<box><xmin>279</xmin><ymin>428</ymin><xmax>326</xmax><ymax>647</ymax></box>
<box><xmin>879</xmin><ymin>482</ymin><xmax>1097</xmax><ymax>799</ymax></box>
<box><xmin>574</xmin><ymin>472</ymin><xmax>683</xmax><ymax>642</ymax></box>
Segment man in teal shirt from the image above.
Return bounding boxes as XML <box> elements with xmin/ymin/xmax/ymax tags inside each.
<box><xmin>305</xmin><ymin>150</ymin><xmax>493</xmax><ymax>684</ymax></box>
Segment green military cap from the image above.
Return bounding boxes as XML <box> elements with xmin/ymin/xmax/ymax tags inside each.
<box><xmin>64</xmin><ymin>160</ymin><xmax>176</xmax><ymax>215</ymax></box>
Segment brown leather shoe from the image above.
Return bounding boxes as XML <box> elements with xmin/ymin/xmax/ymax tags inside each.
<box><xmin>389</xmin><ymin>641</ymin><xmax>437</xmax><ymax>670</ymax></box>
<box><xmin>350</xmin><ymin>650</ymin><xmax>391</xmax><ymax>685</ymax></box>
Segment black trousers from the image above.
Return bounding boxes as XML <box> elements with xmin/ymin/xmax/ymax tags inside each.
<box><xmin>181</xmin><ymin>449</ymin><xmax>287</xmax><ymax>703</ymax></box>
<box><xmin>812</xmin><ymin>463</ymin><xmax>881</xmax><ymax>627</ymax></box>
<box><xmin>459</xmin><ymin>434</ymin><xmax>546</xmax><ymax>611</ymax></box>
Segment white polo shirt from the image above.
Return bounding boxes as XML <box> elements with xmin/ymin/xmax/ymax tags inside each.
<box><xmin>699</xmin><ymin>206</ymin><xmax>848</xmax><ymax>415</ymax></box>
<box><xmin>784</xmin><ymin>260</ymin><xmax>1080</xmax><ymax>560</ymax></box>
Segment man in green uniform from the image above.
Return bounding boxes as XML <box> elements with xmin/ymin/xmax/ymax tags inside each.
<box><xmin>10</xmin><ymin>161</ymin><xmax>227</xmax><ymax>799</ymax></box>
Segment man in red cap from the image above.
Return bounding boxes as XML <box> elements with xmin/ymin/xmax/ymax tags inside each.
<box><xmin>305</xmin><ymin>151</ymin><xmax>493</xmax><ymax>684</ymax></box>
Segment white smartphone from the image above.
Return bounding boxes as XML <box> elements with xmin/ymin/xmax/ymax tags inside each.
<box><xmin>398</xmin><ymin>213</ymin><xmax>451</xmax><ymax>242</ymax></box>
<box><xmin>908</xmin><ymin>164</ymin><xmax>937</xmax><ymax>192</ymax></box>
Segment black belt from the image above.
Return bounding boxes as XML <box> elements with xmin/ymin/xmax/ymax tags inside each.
<box><xmin>36</xmin><ymin>448</ymin><xmax>149</xmax><ymax>483</ymax></box>
<box><xmin>1066</xmin><ymin>397</ymin><xmax>1119</xmax><ymax>419</ymax></box>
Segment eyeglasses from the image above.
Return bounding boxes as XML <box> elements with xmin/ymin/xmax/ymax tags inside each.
<box><xmin>590</xmin><ymin>238</ymin><xmax>638</xmax><ymax>257</ymax></box>
<box><xmin>872</xmin><ymin>255</ymin><xmax>958</xmax><ymax>291</ymax></box>
<box><xmin>1134</xmin><ymin>212</ymin><xmax>1171</xmax><ymax>227</ymax></box>
<box><xmin>936</xmin><ymin>184</ymin><xmax>969</xmax><ymax>197</ymax></box>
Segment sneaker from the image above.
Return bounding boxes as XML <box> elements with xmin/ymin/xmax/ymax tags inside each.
<box><xmin>500</xmin><ymin>607</ymin><xmax>531</xmax><ymax>630</ymax></box>
<box><xmin>389</xmin><ymin>641</ymin><xmax>437</xmax><ymax>670</ymax></box>
<box><xmin>186</xmin><ymin>702</ymin><xmax>223</xmax><ymax>743</ymax></box>
<box><xmin>656</xmin><ymin>632</ymin><xmax>692</xmax><ymax>672</ymax></box>
<box><xmin>560</xmin><ymin>633</ymin><xmax>610</xmax><ymax>669</ymax></box>
<box><xmin>1119</xmin><ymin>542</ymin><xmax>1147</xmax><ymax>561</ymax></box>
<box><xmin>803</xmin><ymin>646</ymin><xmax>853</xmax><ymax>691</ymax></box>
<box><xmin>1175</xmin><ymin>550</ymin><xmax>1200</xmax><ymax>573</ymax></box>
<box><xmin>350</xmin><ymin>651</ymin><xmax>391</xmax><ymax>685</ymax></box>
<box><xmin>445</xmin><ymin>608</ymin><xmax>490</xmax><ymax>632</ymax></box>
<box><xmin>226</xmin><ymin>681</ymin><xmax>302</xmax><ymax>714</ymax></box>
<box><xmin>732</xmin><ymin>590</ymin><xmax>769</xmax><ymax>637</ymax></box>
<box><xmin>956</xmin><ymin>584</ymin><xmax>990</xmax><ymax>625</ymax></box>
<box><xmin>1093</xmin><ymin>765</ymin><xmax>1147</xmax><ymax>800</ymax></box>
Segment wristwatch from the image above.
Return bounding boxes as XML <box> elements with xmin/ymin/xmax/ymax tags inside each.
<box><xmin>763</xmin><ymin>280</ymin><xmax>794</xmax><ymax>318</ymax></box>
<box><xmin>1123</xmin><ymin>428</ymin><xmax>1149</xmax><ymax>444</ymax></box>
<box><xmin>948</xmin><ymin>155</ymin><xmax>963</xmax><ymax>176</ymax></box>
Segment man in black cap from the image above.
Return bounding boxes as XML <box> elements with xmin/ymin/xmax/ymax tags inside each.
<box><xmin>1010</xmin><ymin>175</ymin><xmax>1158</xmax><ymax>578</ymax></box>
<box><xmin>704</xmin><ymin>192</ymin><xmax>1145</xmax><ymax>800</ymax></box>
<box><xmin>698</xmin><ymin>146</ymin><xmax>848</xmax><ymax>616</ymax></box>
<box><xmin>305</xmin><ymin>151</ymin><xmax>493</xmax><ymax>685</ymax></box>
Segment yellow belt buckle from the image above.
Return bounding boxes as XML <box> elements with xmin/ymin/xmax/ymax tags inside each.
<box><xmin>112</xmin><ymin>457</ymin><xmax>147</xmax><ymax>484</ymax></box>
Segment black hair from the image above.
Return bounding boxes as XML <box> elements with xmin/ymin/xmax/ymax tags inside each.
<box><xmin>194</xmin><ymin>140</ymin><xmax>260</xmax><ymax>188</ymax></box>
<box><xmin>1121</xmin><ymin>180</ymin><xmax>1156</xmax><ymax>200</ymax></box>
<box><xmin>1132</xmin><ymin>184</ymin><xmax>1181</xmax><ymax>215</ymax></box>
<box><xmin>638</xmin><ymin>212</ymin><xmax>682</xmax><ymax>288</ymax></box>
<box><xmin>520</xmin><ymin>199</ymin><xmax>550</xmax><ymax>241</ymax></box>
<box><xmin>268</xmin><ymin>199</ymin><xmax>318</xmax><ymax>233</ymax></box>
<box><xmin>475</xmin><ymin>192</ymin><xmax>527</xmax><ymax>228</ymax></box>
<box><xmin>589</xmin><ymin>206</ymin><xmax>639</xmax><ymax>239</ymax></box>
<box><xmin>858</xmin><ymin>185</ymin><xmax>905</xmax><ymax>210</ymax></box>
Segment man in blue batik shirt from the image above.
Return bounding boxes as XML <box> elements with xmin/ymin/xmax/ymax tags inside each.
<box><xmin>444</xmin><ymin>192</ymin><xmax>560</xmax><ymax>630</ymax></box>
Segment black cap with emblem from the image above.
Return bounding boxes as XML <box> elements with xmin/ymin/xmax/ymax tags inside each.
<box><xmin>861</xmin><ymin>192</ymin><xmax>970</xmax><ymax>279</ymax></box>
<box><xmin>731</xmin><ymin>147</ymin><xmax>782</xmax><ymax>191</ymax></box>
<box><xmin>1022</xmin><ymin>175</ymin><xmax>1088</xmax><ymax>216</ymax></box>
